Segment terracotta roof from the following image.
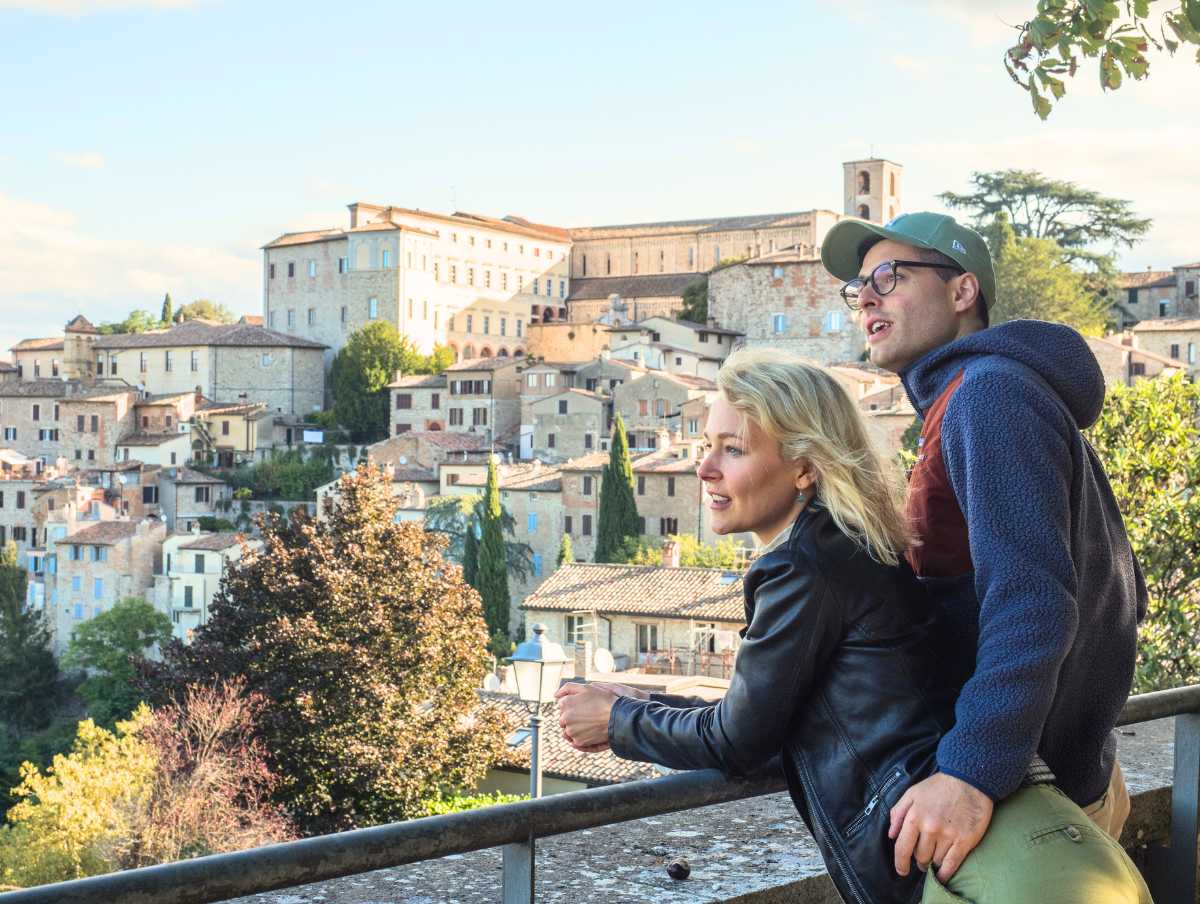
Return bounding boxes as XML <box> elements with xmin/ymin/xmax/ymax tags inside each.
<box><xmin>560</xmin><ymin>448</ymin><xmax>698</xmax><ymax>474</ymax></box>
<box><xmin>0</xmin><ymin>361</ymin><xmax>17</xmax><ymax>373</ymax></box>
<box><xmin>195</xmin><ymin>400</ymin><xmax>267</xmax><ymax>416</ymax></box>
<box><xmin>387</xmin><ymin>374</ymin><xmax>447</xmax><ymax>389</ymax></box>
<box><xmin>522</xmin><ymin>561</ymin><xmax>746</xmax><ymax>622</ymax></box>
<box><xmin>391</xmin><ymin>467</ymin><xmax>440</xmax><ymax>483</ymax></box>
<box><xmin>261</xmin><ymin>228</ymin><xmax>345</xmax><ymax>249</ymax></box>
<box><xmin>448</xmin><ymin>209</ymin><xmax>569</xmax><ymax>243</ymax></box>
<box><xmin>567</xmin><ymin>274</ymin><xmax>705</xmax><ymax>302</ymax></box>
<box><xmin>453</xmin><ymin>463</ymin><xmax>563</xmax><ymax>492</ymax></box>
<box><xmin>58</xmin><ymin>520</ymin><xmax>142</xmax><ymax>546</ymax></box>
<box><xmin>1176</xmin><ymin>262</ymin><xmax>1200</xmax><ymax>270</ymax></box>
<box><xmin>571</xmin><ymin>210</ymin><xmax>819</xmax><ymax>238</ymax></box>
<box><xmin>11</xmin><ymin>337</ymin><xmax>64</xmax><ymax>352</ymax></box>
<box><xmin>119</xmin><ymin>432</ymin><xmax>185</xmax><ymax>446</ymax></box>
<box><xmin>166</xmin><ymin>466</ymin><xmax>227</xmax><ymax>485</ymax></box>
<box><xmin>92</xmin><ymin>320</ymin><xmax>326</xmax><ymax>350</ymax></box>
<box><xmin>501</xmin><ymin>215</ymin><xmax>571</xmax><ymax>242</ymax></box>
<box><xmin>137</xmin><ymin>392</ymin><xmax>194</xmax><ymax>406</ymax></box>
<box><xmin>64</xmin><ymin>314</ymin><xmax>98</xmax><ymax>334</ymax></box>
<box><xmin>0</xmin><ymin>380</ymin><xmax>72</xmax><ymax>398</ymax></box>
<box><xmin>239</xmin><ymin>315</ymin><xmax>264</xmax><ymax>326</ymax></box>
<box><xmin>1086</xmin><ymin>337</ymin><xmax>1187</xmax><ymax>368</ymax></box>
<box><xmin>1120</xmin><ymin>270</ymin><xmax>1175</xmax><ymax>289</ymax></box>
<box><xmin>656</xmin><ymin>371</ymin><xmax>718</xmax><ymax>391</ymax></box>
<box><xmin>483</xmin><ymin>691</ymin><xmax>658</xmax><ymax>786</ymax></box>
<box><xmin>385</xmin><ymin>431</ymin><xmax>493</xmax><ymax>452</ymax></box>
<box><xmin>445</xmin><ymin>356</ymin><xmax>522</xmax><ymax>373</ymax></box>
<box><xmin>179</xmin><ymin>532</ymin><xmax>246</xmax><ymax>551</ymax></box>
<box><xmin>1130</xmin><ymin>318</ymin><xmax>1200</xmax><ymax>332</ymax></box>
<box><xmin>653</xmin><ymin>317</ymin><xmax>744</xmax><ymax>337</ymax></box>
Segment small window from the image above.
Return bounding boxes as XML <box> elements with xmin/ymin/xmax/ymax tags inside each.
<box><xmin>558</xmin><ymin>399</ymin><xmax>568</xmax><ymax>415</ymax></box>
<box><xmin>637</xmin><ymin>475</ymin><xmax>646</xmax><ymax>495</ymax></box>
<box><xmin>338</xmin><ymin>256</ymin><xmax>348</xmax><ymax>274</ymax></box>
<box><xmin>582</xmin><ymin>514</ymin><xmax>592</xmax><ymax>536</ymax></box>
<box><xmin>308</xmin><ymin>260</ymin><xmax>317</xmax><ymax>277</ymax></box>
<box><xmin>1170</xmin><ymin>344</ymin><xmax>1181</xmax><ymax>359</ymax></box>
<box><xmin>396</xmin><ymin>394</ymin><xmax>413</xmax><ymax>410</ymax></box>
<box><xmin>564</xmin><ymin>515</ymin><xmax>573</xmax><ymax>535</ymax></box>
<box><xmin>269</xmin><ymin>263</ymin><xmax>276</xmax><ymax>279</ymax></box>
<box><xmin>368</xmin><ymin>297</ymin><xmax>378</xmax><ymax>319</ymax></box>
<box><xmin>287</xmin><ymin>262</ymin><xmax>295</xmax><ymax>278</ymax></box>
<box><xmin>582</xmin><ymin>475</ymin><xmax>593</xmax><ymax>495</ymax></box>
<box><xmin>527</xmin><ymin>512</ymin><xmax>538</xmax><ymax>534</ymax></box>
<box><xmin>584</xmin><ymin>433</ymin><xmax>593</xmax><ymax>449</ymax></box>
<box><xmin>824</xmin><ymin>310</ymin><xmax>845</xmax><ymax>333</ymax></box>
<box><xmin>164</xmin><ymin>350</ymin><xmax>174</xmax><ymax>372</ymax></box>
<box><xmin>548</xmin><ymin>433</ymin><xmax>556</xmax><ymax>449</ymax></box>
<box><xmin>190</xmin><ymin>350</ymin><xmax>199</xmax><ymax>371</ymax></box>
<box><xmin>287</xmin><ymin>309</ymin><xmax>296</xmax><ymax>328</ymax></box>
<box><xmin>308</xmin><ymin>307</ymin><xmax>316</xmax><ymax>326</ymax></box>
<box><xmin>382</xmin><ymin>249</ymin><xmax>391</xmax><ymax>268</ymax></box>
<box><xmin>772</xmin><ymin>313</ymin><xmax>787</xmax><ymax>334</ymax></box>
<box><xmin>341</xmin><ymin>305</ymin><xmax>348</xmax><ymax>324</ymax></box>
<box><xmin>667</xmin><ymin>477</ymin><xmax>676</xmax><ymax>497</ymax></box>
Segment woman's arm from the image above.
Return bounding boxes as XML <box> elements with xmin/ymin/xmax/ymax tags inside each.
<box><xmin>604</xmin><ymin>554</ymin><xmax>841</xmax><ymax>776</ymax></box>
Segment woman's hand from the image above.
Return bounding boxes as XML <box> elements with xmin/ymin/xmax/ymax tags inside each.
<box><xmin>583</xmin><ymin>681</ymin><xmax>650</xmax><ymax>701</ymax></box>
<box><xmin>555</xmin><ymin>683</ymin><xmax>620</xmax><ymax>752</ymax></box>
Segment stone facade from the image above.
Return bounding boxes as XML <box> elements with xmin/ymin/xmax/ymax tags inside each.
<box><xmin>524</xmin><ymin>322</ymin><xmax>613</xmax><ymax>362</ymax></box>
<box><xmin>263</xmin><ymin>205</ymin><xmax>571</xmax><ymax>366</ymax></box>
<box><xmin>0</xmin><ymin>474</ymin><xmax>41</xmax><ymax>567</ymax></box>
<box><xmin>388</xmin><ymin>374</ymin><xmax>448</xmax><ymax>436</ymax></box>
<box><xmin>9</xmin><ymin>338</ymin><xmax>65</xmax><ymax>381</ymax></box>
<box><xmin>158</xmin><ymin>467</ymin><xmax>231</xmax><ymax>531</ymax></box>
<box><xmin>530</xmin><ymin>390</ymin><xmax>607</xmax><ymax>462</ymax></box>
<box><xmin>154</xmin><ymin>531</ymin><xmax>258</xmax><ymax>643</ymax></box>
<box><xmin>708</xmin><ymin>252</ymin><xmax>865</xmax><ymax>364</ymax></box>
<box><xmin>115</xmin><ymin>432</ymin><xmax>192</xmax><ymax>468</ymax></box>
<box><xmin>0</xmin><ymin>380</ymin><xmax>70</xmax><ymax>465</ymax></box>
<box><xmin>49</xmin><ymin>518</ymin><xmax>166</xmax><ymax>654</ymax></box>
<box><xmin>59</xmin><ymin>388</ymin><xmax>138</xmax><ymax>469</ymax></box>
<box><xmin>842</xmin><ymin>158</ymin><xmax>903</xmax><ymax>223</ymax></box>
<box><xmin>1129</xmin><ymin>318</ymin><xmax>1200</xmax><ymax>376</ymax></box>
<box><xmin>443</xmin><ymin>356</ymin><xmax>523</xmax><ymax>447</ymax></box>
<box><xmin>1086</xmin><ymin>337</ymin><xmax>1189</xmax><ymax>388</ymax></box>
<box><xmin>612</xmin><ymin>372</ymin><xmax>716</xmax><ymax>452</ymax></box>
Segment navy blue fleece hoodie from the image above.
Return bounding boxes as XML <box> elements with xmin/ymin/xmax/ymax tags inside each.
<box><xmin>901</xmin><ymin>320</ymin><xmax>1146</xmax><ymax>806</ymax></box>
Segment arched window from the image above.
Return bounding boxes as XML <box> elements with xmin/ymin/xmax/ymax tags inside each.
<box><xmin>858</xmin><ymin>204</ymin><xmax>871</xmax><ymax>219</ymax></box>
<box><xmin>497</xmin><ymin>348</ymin><xmax>509</xmax><ymax>357</ymax></box>
<box><xmin>448</xmin><ymin>343</ymin><xmax>460</xmax><ymax>361</ymax></box>
<box><xmin>463</xmin><ymin>344</ymin><xmax>476</xmax><ymax>359</ymax></box>
<box><xmin>514</xmin><ymin>347</ymin><xmax>525</xmax><ymax>357</ymax></box>
<box><xmin>480</xmin><ymin>347</ymin><xmax>493</xmax><ymax>358</ymax></box>
<box><xmin>858</xmin><ymin>170</ymin><xmax>871</xmax><ymax>193</ymax></box>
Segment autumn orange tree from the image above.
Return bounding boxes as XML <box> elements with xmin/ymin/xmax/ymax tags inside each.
<box><xmin>142</xmin><ymin>464</ymin><xmax>508</xmax><ymax>834</ymax></box>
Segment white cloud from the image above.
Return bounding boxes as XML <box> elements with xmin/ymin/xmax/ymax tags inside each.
<box><xmin>0</xmin><ymin>0</ymin><xmax>202</xmax><ymax>13</ymax></box>
<box><xmin>0</xmin><ymin>192</ymin><xmax>258</xmax><ymax>355</ymax></box>
<box><xmin>732</xmin><ymin>138</ymin><xmax>763</xmax><ymax>155</ymax></box>
<box><xmin>54</xmin><ymin>150</ymin><xmax>105</xmax><ymax>170</ymax></box>
<box><xmin>891</xmin><ymin>54</ymin><xmax>932</xmax><ymax>77</ymax></box>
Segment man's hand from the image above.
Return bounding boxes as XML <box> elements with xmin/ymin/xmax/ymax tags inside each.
<box><xmin>889</xmin><ymin>773</ymin><xmax>994</xmax><ymax>882</ymax></box>
<box><xmin>555</xmin><ymin>683</ymin><xmax>619</xmax><ymax>751</ymax></box>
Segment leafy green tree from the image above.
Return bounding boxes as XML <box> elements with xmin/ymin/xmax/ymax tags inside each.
<box><xmin>330</xmin><ymin>322</ymin><xmax>425</xmax><ymax>442</ymax></box>
<box><xmin>422</xmin><ymin>494</ymin><xmax>534</xmax><ymax>581</ymax></box>
<box><xmin>595</xmin><ymin>413</ymin><xmax>640</xmax><ymax>563</ymax></box>
<box><xmin>1088</xmin><ymin>374</ymin><xmax>1200</xmax><ymax>692</ymax></box>
<box><xmin>63</xmin><ymin>597</ymin><xmax>171</xmax><ymax>729</ymax></box>
<box><xmin>980</xmin><ymin>214</ymin><xmax>1109</xmax><ymax>334</ymax></box>
<box><xmin>427</xmin><ymin>344</ymin><xmax>456</xmax><ymax>373</ymax></box>
<box><xmin>898</xmin><ymin>417</ymin><xmax>922</xmax><ymax>472</ymax></box>
<box><xmin>629</xmin><ymin>534</ymin><xmax>746</xmax><ymax>568</ymax></box>
<box><xmin>176</xmin><ymin>299</ymin><xmax>235</xmax><ymax>324</ymax></box>
<box><xmin>941</xmin><ymin>170</ymin><xmax>1150</xmax><ymax>267</ymax></box>
<box><xmin>219</xmin><ymin>449</ymin><xmax>334</xmax><ymax>501</ymax></box>
<box><xmin>0</xmin><ymin>544</ymin><xmax>59</xmax><ymax>735</ymax></box>
<box><xmin>141</xmin><ymin>465</ymin><xmax>509</xmax><ymax>833</ymax></box>
<box><xmin>1006</xmin><ymin>1</ymin><xmax>1200</xmax><ymax>118</ymax></box>
<box><xmin>476</xmin><ymin>459</ymin><xmax>510</xmax><ymax>647</ymax></box>
<box><xmin>96</xmin><ymin>310</ymin><xmax>160</xmax><ymax>335</ymax></box>
<box><xmin>678</xmin><ymin>278</ymin><xmax>709</xmax><ymax>323</ymax></box>
<box><xmin>557</xmin><ymin>534</ymin><xmax>574</xmax><ymax>568</ymax></box>
<box><xmin>159</xmin><ymin>293</ymin><xmax>173</xmax><ymax>326</ymax></box>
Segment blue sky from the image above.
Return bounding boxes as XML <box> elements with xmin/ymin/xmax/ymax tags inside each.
<box><xmin>2</xmin><ymin>0</ymin><xmax>1197</xmax><ymax>355</ymax></box>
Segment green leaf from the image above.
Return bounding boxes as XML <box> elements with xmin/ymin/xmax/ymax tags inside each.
<box><xmin>1187</xmin><ymin>0</ymin><xmax>1200</xmax><ymax>32</ymax></box>
<box><xmin>1030</xmin><ymin>15</ymin><xmax>1058</xmax><ymax>46</ymax></box>
<box><xmin>1133</xmin><ymin>0</ymin><xmax>1150</xmax><ymax>16</ymax></box>
<box><xmin>1031</xmin><ymin>86</ymin><xmax>1053</xmax><ymax>118</ymax></box>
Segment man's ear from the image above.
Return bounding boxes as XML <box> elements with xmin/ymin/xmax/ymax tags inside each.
<box><xmin>951</xmin><ymin>273</ymin><xmax>982</xmax><ymax>318</ymax></box>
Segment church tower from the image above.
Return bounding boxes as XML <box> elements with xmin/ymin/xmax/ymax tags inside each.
<box><xmin>62</xmin><ymin>314</ymin><xmax>99</xmax><ymax>383</ymax></box>
<box><xmin>843</xmin><ymin>159</ymin><xmax>903</xmax><ymax>223</ymax></box>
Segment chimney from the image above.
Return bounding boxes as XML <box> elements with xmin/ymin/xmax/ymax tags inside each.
<box><xmin>662</xmin><ymin>539</ymin><xmax>681</xmax><ymax>568</ymax></box>
<box><xmin>574</xmin><ymin>640</ymin><xmax>594</xmax><ymax>680</ymax></box>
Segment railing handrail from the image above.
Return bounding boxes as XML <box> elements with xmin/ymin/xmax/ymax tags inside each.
<box><xmin>3</xmin><ymin>683</ymin><xmax>1199</xmax><ymax>904</ymax></box>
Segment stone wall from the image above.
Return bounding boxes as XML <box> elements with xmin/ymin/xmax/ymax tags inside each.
<box><xmin>212</xmin><ymin>345</ymin><xmax>325</xmax><ymax>415</ymax></box>
<box><xmin>525</xmin><ymin>322</ymin><xmax>613</xmax><ymax>362</ymax></box>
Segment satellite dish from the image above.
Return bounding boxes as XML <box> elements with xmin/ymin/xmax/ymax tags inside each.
<box><xmin>483</xmin><ymin>674</ymin><xmax>501</xmax><ymax>692</ymax></box>
<box><xmin>593</xmin><ymin>648</ymin><xmax>615</xmax><ymax>674</ymax></box>
<box><xmin>399</xmin><ymin>455</ymin><xmax>408</xmax><ymax>465</ymax></box>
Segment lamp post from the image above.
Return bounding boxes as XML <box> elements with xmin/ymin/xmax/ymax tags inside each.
<box><xmin>503</xmin><ymin>623</ymin><xmax>569</xmax><ymax>904</ymax></box>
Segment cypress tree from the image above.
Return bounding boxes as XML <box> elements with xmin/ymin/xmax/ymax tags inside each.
<box><xmin>475</xmin><ymin>458</ymin><xmax>510</xmax><ymax>644</ymax></box>
<box><xmin>557</xmin><ymin>533</ymin><xmax>574</xmax><ymax>568</ymax></box>
<box><xmin>462</xmin><ymin>512</ymin><xmax>479</xmax><ymax>588</ymax></box>
<box><xmin>595</xmin><ymin>412</ymin><xmax>641</xmax><ymax>562</ymax></box>
<box><xmin>160</xmin><ymin>292</ymin><xmax>173</xmax><ymax>327</ymax></box>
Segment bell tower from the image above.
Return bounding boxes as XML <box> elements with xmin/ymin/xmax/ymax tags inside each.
<box><xmin>843</xmin><ymin>159</ymin><xmax>903</xmax><ymax>223</ymax></box>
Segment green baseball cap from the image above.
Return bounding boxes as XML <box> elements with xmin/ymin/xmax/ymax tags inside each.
<box><xmin>820</xmin><ymin>211</ymin><xmax>995</xmax><ymax>315</ymax></box>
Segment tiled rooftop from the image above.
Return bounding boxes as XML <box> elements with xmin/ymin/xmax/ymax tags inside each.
<box><xmin>522</xmin><ymin>561</ymin><xmax>745</xmax><ymax>622</ymax></box>
<box><xmin>178</xmin><ymin>532</ymin><xmax>247</xmax><ymax>551</ymax></box>
<box><xmin>58</xmin><ymin>520</ymin><xmax>142</xmax><ymax>546</ymax></box>
<box><xmin>566</xmin><ymin>274</ymin><xmax>705</xmax><ymax>302</ymax></box>
<box><xmin>92</xmin><ymin>320</ymin><xmax>326</xmax><ymax>350</ymax></box>
<box><xmin>119</xmin><ymin>432</ymin><xmax>184</xmax><ymax>446</ymax></box>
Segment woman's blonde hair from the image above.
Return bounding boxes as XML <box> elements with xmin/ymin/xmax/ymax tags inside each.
<box><xmin>716</xmin><ymin>347</ymin><xmax>913</xmax><ymax>566</ymax></box>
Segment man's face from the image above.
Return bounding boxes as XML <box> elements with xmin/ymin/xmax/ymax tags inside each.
<box><xmin>857</xmin><ymin>239</ymin><xmax>963</xmax><ymax>374</ymax></box>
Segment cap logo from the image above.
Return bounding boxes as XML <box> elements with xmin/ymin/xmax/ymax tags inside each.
<box><xmin>951</xmin><ymin>239</ymin><xmax>967</xmax><ymax>254</ymax></box>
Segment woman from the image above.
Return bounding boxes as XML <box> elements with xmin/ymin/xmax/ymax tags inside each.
<box><xmin>557</xmin><ymin>348</ymin><xmax>1149</xmax><ymax>904</ymax></box>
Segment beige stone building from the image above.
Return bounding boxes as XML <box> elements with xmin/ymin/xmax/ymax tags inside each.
<box><xmin>521</xmin><ymin>561</ymin><xmax>744</xmax><ymax>675</ymax></box>
<box><xmin>0</xmin><ymin>380</ymin><xmax>70</xmax><ymax>466</ymax></box>
<box><xmin>708</xmin><ymin>250</ymin><xmax>864</xmax><ymax>364</ymax></box>
<box><xmin>154</xmin><ymin>531</ymin><xmax>259</xmax><ymax>644</ymax></box>
<box><xmin>388</xmin><ymin>373</ymin><xmax>447</xmax><ymax>436</ymax></box>
<box><xmin>606</xmin><ymin>316</ymin><xmax>740</xmax><ymax>381</ymax></box>
<box><xmin>530</xmin><ymin>389</ymin><xmax>608</xmax><ymax>462</ymax></box>
<box><xmin>524</xmin><ymin>322</ymin><xmax>613</xmax><ymax>363</ymax></box>
<box><xmin>1086</xmin><ymin>337</ymin><xmax>1188</xmax><ymax>388</ymax></box>
<box><xmin>50</xmin><ymin>518</ymin><xmax>166</xmax><ymax>654</ymax></box>
<box><xmin>0</xmin><ymin>469</ymin><xmax>43</xmax><ymax>567</ymax></box>
<box><xmin>116</xmin><ymin>432</ymin><xmax>192</xmax><ymax>468</ymax></box>
<box><xmin>262</xmin><ymin>205</ymin><xmax>571</xmax><ymax>366</ymax></box>
<box><xmin>367</xmin><ymin>430</ymin><xmax>492</xmax><ymax>474</ymax></box>
<box><xmin>564</xmin><ymin>274</ymin><xmax>706</xmax><ymax>323</ymax></box>
<box><xmin>444</xmin><ymin>356</ymin><xmax>523</xmax><ymax>447</ymax></box>
<box><xmin>192</xmin><ymin>400</ymin><xmax>269</xmax><ymax>467</ymax></box>
<box><xmin>1130</xmin><ymin>318</ymin><xmax>1200</xmax><ymax>376</ymax></box>
<box><xmin>59</xmin><ymin>386</ymin><xmax>139</xmax><ymax>469</ymax></box>
<box><xmin>612</xmin><ymin>371</ymin><xmax>717</xmax><ymax>451</ymax></box>
<box><xmin>1114</xmin><ymin>270</ymin><xmax>1178</xmax><ymax>328</ymax></box>
<box><xmin>158</xmin><ymin>466</ymin><xmax>231</xmax><ymax>531</ymax></box>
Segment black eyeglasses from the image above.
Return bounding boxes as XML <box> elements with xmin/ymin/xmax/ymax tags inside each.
<box><xmin>840</xmin><ymin>259</ymin><xmax>965</xmax><ymax>310</ymax></box>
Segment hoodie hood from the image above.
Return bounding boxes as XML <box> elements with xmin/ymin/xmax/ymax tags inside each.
<box><xmin>901</xmin><ymin>320</ymin><xmax>1105</xmax><ymax>428</ymax></box>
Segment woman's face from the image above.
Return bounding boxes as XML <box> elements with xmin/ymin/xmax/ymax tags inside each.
<box><xmin>697</xmin><ymin>393</ymin><xmax>812</xmax><ymax>544</ymax></box>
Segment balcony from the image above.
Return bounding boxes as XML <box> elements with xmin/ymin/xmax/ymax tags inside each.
<box><xmin>1</xmin><ymin>685</ymin><xmax>1196</xmax><ymax>904</ymax></box>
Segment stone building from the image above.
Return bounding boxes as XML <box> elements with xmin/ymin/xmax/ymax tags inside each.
<box><xmin>154</xmin><ymin>530</ymin><xmax>259</xmax><ymax>644</ymax></box>
<box><xmin>708</xmin><ymin>250</ymin><xmax>864</xmax><ymax>364</ymax></box>
<box><xmin>0</xmin><ymin>380</ymin><xmax>70</xmax><ymax>466</ymax></box>
<box><xmin>191</xmin><ymin>400</ymin><xmax>269</xmax><ymax>467</ymax></box>
<box><xmin>443</xmin><ymin>356</ymin><xmax>523</xmax><ymax>447</ymax></box>
<box><xmin>1130</xmin><ymin>318</ymin><xmax>1200</xmax><ymax>376</ymax></box>
<box><xmin>0</xmin><ymin>468</ymin><xmax>43</xmax><ymax>567</ymax></box>
<box><xmin>158</xmin><ymin>466</ymin><xmax>231</xmax><ymax>531</ymax></box>
<box><xmin>606</xmin><ymin>316</ymin><xmax>740</xmax><ymax>381</ymax></box>
<box><xmin>1175</xmin><ymin>262</ymin><xmax>1200</xmax><ymax>316</ymax></box>
<box><xmin>59</xmin><ymin>387</ymin><xmax>139</xmax><ymax>469</ymax></box>
<box><xmin>573</xmin><ymin>357</ymin><xmax>648</xmax><ymax>397</ymax></box>
<box><xmin>524</xmin><ymin>322</ymin><xmax>613</xmax><ymax>362</ymax></box>
<box><xmin>530</xmin><ymin>389</ymin><xmax>608</xmax><ymax>462</ymax></box>
<box><xmin>564</xmin><ymin>274</ymin><xmax>706</xmax><ymax>323</ymax></box>
<box><xmin>115</xmin><ymin>432</ymin><xmax>192</xmax><ymax>468</ymax></box>
<box><xmin>1114</xmin><ymin>270</ymin><xmax>1179</xmax><ymax>328</ymax></box>
<box><xmin>91</xmin><ymin>320</ymin><xmax>326</xmax><ymax>415</ymax></box>
<box><xmin>262</xmin><ymin>205</ymin><xmax>571</xmax><ymax>366</ymax></box>
<box><xmin>842</xmin><ymin>158</ymin><xmax>903</xmax><ymax>223</ymax></box>
<box><xmin>1085</xmin><ymin>337</ymin><xmax>1188</xmax><ymax>388</ymax></box>
<box><xmin>388</xmin><ymin>373</ymin><xmax>448</xmax><ymax>436</ymax></box>
<box><xmin>9</xmin><ymin>337</ymin><xmax>65</xmax><ymax>381</ymax></box>
<box><xmin>612</xmin><ymin>371</ymin><xmax>717</xmax><ymax>452</ymax></box>
<box><xmin>50</xmin><ymin>518</ymin><xmax>166</xmax><ymax>654</ymax></box>
<box><xmin>521</xmin><ymin>561</ymin><xmax>744</xmax><ymax>675</ymax></box>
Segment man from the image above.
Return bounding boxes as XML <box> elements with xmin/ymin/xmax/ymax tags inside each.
<box><xmin>819</xmin><ymin>212</ymin><xmax>1146</xmax><ymax>884</ymax></box>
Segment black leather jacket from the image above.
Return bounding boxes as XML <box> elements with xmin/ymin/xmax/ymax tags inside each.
<box><xmin>608</xmin><ymin>504</ymin><xmax>957</xmax><ymax>904</ymax></box>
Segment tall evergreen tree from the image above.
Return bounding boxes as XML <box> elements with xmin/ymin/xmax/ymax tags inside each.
<box><xmin>595</xmin><ymin>412</ymin><xmax>641</xmax><ymax>562</ymax></box>
<box><xmin>475</xmin><ymin>458</ymin><xmax>510</xmax><ymax>646</ymax></box>
<box><xmin>0</xmin><ymin>543</ymin><xmax>59</xmax><ymax>734</ymax></box>
<box><xmin>461</xmin><ymin>511</ymin><xmax>480</xmax><ymax>588</ymax></box>
<box><xmin>160</xmin><ymin>292</ymin><xmax>173</xmax><ymax>326</ymax></box>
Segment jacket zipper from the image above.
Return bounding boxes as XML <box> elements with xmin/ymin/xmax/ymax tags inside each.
<box><xmin>792</xmin><ymin>749</ymin><xmax>872</xmax><ymax>904</ymax></box>
<box><xmin>843</xmin><ymin>767</ymin><xmax>905</xmax><ymax>839</ymax></box>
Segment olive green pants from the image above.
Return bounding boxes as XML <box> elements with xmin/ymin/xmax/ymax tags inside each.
<box><xmin>921</xmin><ymin>784</ymin><xmax>1152</xmax><ymax>904</ymax></box>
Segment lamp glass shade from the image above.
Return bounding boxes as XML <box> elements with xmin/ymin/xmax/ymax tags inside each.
<box><xmin>510</xmin><ymin>623</ymin><xmax>569</xmax><ymax>706</ymax></box>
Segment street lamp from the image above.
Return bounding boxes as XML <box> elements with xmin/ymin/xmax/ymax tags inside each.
<box><xmin>503</xmin><ymin>623</ymin><xmax>569</xmax><ymax>904</ymax></box>
<box><xmin>509</xmin><ymin>622</ymin><xmax>569</xmax><ymax>799</ymax></box>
